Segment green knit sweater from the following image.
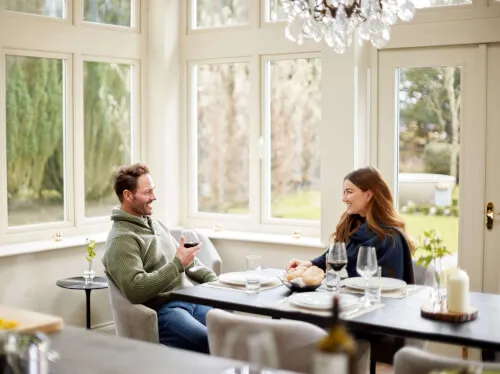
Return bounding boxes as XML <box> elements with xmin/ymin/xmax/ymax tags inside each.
<box><xmin>102</xmin><ymin>208</ymin><xmax>217</xmax><ymax>309</ymax></box>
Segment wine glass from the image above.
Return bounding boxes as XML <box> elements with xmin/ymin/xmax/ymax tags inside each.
<box><xmin>326</xmin><ymin>242</ymin><xmax>347</xmax><ymax>292</ymax></box>
<box><xmin>181</xmin><ymin>229</ymin><xmax>202</xmax><ymax>272</ymax></box>
<box><xmin>356</xmin><ymin>246</ymin><xmax>378</xmax><ymax>306</ymax></box>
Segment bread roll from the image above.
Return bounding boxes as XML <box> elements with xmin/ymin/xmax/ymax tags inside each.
<box><xmin>286</xmin><ymin>267</ymin><xmax>306</xmax><ymax>281</ymax></box>
<box><xmin>302</xmin><ymin>266</ymin><xmax>325</xmax><ymax>286</ymax></box>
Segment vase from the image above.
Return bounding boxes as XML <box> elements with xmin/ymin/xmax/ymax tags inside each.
<box><xmin>431</xmin><ymin>258</ymin><xmax>447</xmax><ymax>309</ymax></box>
<box><xmin>83</xmin><ymin>260</ymin><xmax>95</xmax><ymax>284</ymax></box>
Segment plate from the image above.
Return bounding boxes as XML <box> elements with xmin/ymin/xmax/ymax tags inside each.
<box><xmin>342</xmin><ymin>277</ymin><xmax>406</xmax><ymax>291</ymax></box>
<box><xmin>289</xmin><ymin>292</ymin><xmax>360</xmax><ymax>311</ymax></box>
<box><xmin>218</xmin><ymin>272</ymin><xmax>275</xmax><ymax>286</ymax></box>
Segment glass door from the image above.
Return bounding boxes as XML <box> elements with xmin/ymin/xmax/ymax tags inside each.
<box><xmin>377</xmin><ymin>46</ymin><xmax>485</xmax><ymax>291</ymax></box>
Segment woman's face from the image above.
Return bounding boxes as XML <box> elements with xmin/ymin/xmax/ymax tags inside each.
<box><xmin>342</xmin><ymin>179</ymin><xmax>372</xmax><ymax>217</ymax></box>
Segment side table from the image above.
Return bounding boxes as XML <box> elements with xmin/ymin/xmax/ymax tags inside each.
<box><xmin>56</xmin><ymin>276</ymin><xmax>108</xmax><ymax>329</ymax></box>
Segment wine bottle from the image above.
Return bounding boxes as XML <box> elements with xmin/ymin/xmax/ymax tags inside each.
<box><xmin>314</xmin><ymin>295</ymin><xmax>357</xmax><ymax>374</ymax></box>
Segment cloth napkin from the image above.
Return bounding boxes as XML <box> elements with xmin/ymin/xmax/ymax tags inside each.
<box><xmin>200</xmin><ymin>278</ymin><xmax>283</xmax><ymax>292</ymax></box>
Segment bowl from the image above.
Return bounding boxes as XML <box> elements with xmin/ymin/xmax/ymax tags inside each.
<box><xmin>279</xmin><ymin>273</ymin><xmax>322</xmax><ymax>293</ymax></box>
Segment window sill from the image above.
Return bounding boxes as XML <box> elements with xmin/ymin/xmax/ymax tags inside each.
<box><xmin>0</xmin><ymin>232</ymin><xmax>108</xmax><ymax>259</ymax></box>
<box><xmin>196</xmin><ymin>228</ymin><xmax>325</xmax><ymax>249</ymax></box>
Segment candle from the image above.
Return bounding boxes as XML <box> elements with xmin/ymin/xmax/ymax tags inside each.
<box><xmin>447</xmin><ymin>269</ymin><xmax>470</xmax><ymax>313</ymax></box>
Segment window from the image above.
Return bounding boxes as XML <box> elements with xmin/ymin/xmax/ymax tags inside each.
<box><xmin>1</xmin><ymin>1</ymin><xmax>143</xmax><ymax>244</ymax></box>
<box><xmin>83</xmin><ymin>61</ymin><xmax>134</xmax><ymax>218</ymax></box>
<box><xmin>266</xmin><ymin>57</ymin><xmax>321</xmax><ymax>221</ymax></box>
<box><xmin>397</xmin><ymin>65</ymin><xmax>461</xmax><ymax>260</ymax></box>
<box><xmin>192</xmin><ymin>0</ymin><xmax>249</xmax><ymax>29</ymax></box>
<box><xmin>193</xmin><ymin>62</ymin><xmax>250</xmax><ymax>214</ymax></box>
<box><xmin>6</xmin><ymin>0</ymin><xmax>65</xmax><ymax>18</ymax></box>
<box><xmin>184</xmin><ymin>1</ymin><xmax>322</xmax><ymax>236</ymax></box>
<box><xmin>412</xmin><ymin>0</ymin><xmax>471</xmax><ymax>7</ymax></box>
<box><xmin>266</xmin><ymin>0</ymin><xmax>286</xmax><ymax>22</ymax></box>
<box><xmin>83</xmin><ymin>0</ymin><xmax>133</xmax><ymax>27</ymax></box>
<box><xmin>6</xmin><ymin>54</ymin><xmax>66</xmax><ymax>227</ymax></box>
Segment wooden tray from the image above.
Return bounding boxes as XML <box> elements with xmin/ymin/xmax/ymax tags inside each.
<box><xmin>420</xmin><ymin>301</ymin><xmax>478</xmax><ymax>323</ymax></box>
<box><xmin>0</xmin><ymin>305</ymin><xmax>64</xmax><ymax>334</ymax></box>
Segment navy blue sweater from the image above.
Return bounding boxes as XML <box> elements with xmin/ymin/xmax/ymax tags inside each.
<box><xmin>311</xmin><ymin>221</ymin><xmax>415</xmax><ymax>284</ymax></box>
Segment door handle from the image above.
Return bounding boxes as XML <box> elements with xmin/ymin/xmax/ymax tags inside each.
<box><xmin>486</xmin><ymin>202</ymin><xmax>500</xmax><ymax>230</ymax></box>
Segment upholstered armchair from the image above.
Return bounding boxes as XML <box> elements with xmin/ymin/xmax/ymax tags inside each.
<box><xmin>106</xmin><ymin>229</ymin><xmax>222</xmax><ymax>343</ymax></box>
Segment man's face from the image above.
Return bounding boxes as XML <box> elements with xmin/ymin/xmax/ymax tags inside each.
<box><xmin>127</xmin><ymin>174</ymin><xmax>156</xmax><ymax>217</ymax></box>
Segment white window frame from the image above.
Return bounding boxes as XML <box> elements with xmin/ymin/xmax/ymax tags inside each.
<box><xmin>181</xmin><ymin>0</ymin><xmax>322</xmax><ymax>238</ymax></box>
<box><xmin>0</xmin><ymin>0</ymin><xmax>145</xmax><ymax>246</ymax></box>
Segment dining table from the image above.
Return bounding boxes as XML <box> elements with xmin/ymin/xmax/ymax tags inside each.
<box><xmin>170</xmin><ymin>268</ymin><xmax>500</xmax><ymax>353</ymax></box>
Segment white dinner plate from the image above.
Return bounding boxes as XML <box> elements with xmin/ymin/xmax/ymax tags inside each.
<box><xmin>342</xmin><ymin>277</ymin><xmax>406</xmax><ymax>291</ymax></box>
<box><xmin>289</xmin><ymin>292</ymin><xmax>360</xmax><ymax>311</ymax></box>
<box><xmin>218</xmin><ymin>272</ymin><xmax>275</xmax><ymax>286</ymax></box>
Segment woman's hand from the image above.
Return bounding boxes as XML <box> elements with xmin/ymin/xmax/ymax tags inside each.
<box><xmin>286</xmin><ymin>259</ymin><xmax>312</xmax><ymax>272</ymax></box>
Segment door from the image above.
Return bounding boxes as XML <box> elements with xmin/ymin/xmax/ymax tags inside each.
<box><xmin>377</xmin><ymin>46</ymin><xmax>486</xmax><ymax>291</ymax></box>
<box><xmin>483</xmin><ymin>44</ymin><xmax>500</xmax><ymax>294</ymax></box>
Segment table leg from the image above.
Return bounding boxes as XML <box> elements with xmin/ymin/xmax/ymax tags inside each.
<box><xmin>85</xmin><ymin>289</ymin><xmax>92</xmax><ymax>329</ymax></box>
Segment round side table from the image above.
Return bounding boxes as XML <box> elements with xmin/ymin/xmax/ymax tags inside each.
<box><xmin>56</xmin><ymin>276</ymin><xmax>108</xmax><ymax>329</ymax></box>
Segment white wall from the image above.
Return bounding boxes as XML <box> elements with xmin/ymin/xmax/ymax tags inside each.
<box><xmin>0</xmin><ymin>243</ymin><xmax>112</xmax><ymax>329</ymax></box>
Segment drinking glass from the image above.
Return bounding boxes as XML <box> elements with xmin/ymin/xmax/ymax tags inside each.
<box><xmin>326</xmin><ymin>242</ymin><xmax>347</xmax><ymax>292</ymax></box>
<box><xmin>356</xmin><ymin>246</ymin><xmax>378</xmax><ymax>306</ymax></box>
<box><xmin>245</xmin><ymin>255</ymin><xmax>262</xmax><ymax>293</ymax></box>
<box><xmin>181</xmin><ymin>229</ymin><xmax>202</xmax><ymax>272</ymax></box>
<box><xmin>366</xmin><ymin>266</ymin><xmax>382</xmax><ymax>305</ymax></box>
<box><xmin>220</xmin><ymin>327</ymin><xmax>278</xmax><ymax>374</ymax></box>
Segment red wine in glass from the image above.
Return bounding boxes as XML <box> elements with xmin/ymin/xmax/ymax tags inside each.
<box><xmin>329</xmin><ymin>260</ymin><xmax>347</xmax><ymax>272</ymax></box>
<box><xmin>184</xmin><ymin>242</ymin><xmax>200</xmax><ymax>248</ymax></box>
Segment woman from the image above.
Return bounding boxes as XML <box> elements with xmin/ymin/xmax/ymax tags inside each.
<box><xmin>287</xmin><ymin>166</ymin><xmax>414</xmax><ymax>283</ymax></box>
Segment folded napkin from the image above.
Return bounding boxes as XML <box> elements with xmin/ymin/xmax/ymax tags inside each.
<box><xmin>267</xmin><ymin>297</ymin><xmax>385</xmax><ymax>320</ymax></box>
<box><xmin>318</xmin><ymin>284</ymin><xmax>425</xmax><ymax>299</ymax></box>
<box><xmin>200</xmin><ymin>278</ymin><xmax>283</xmax><ymax>292</ymax></box>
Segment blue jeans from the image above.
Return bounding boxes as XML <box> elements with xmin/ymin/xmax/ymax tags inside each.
<box><xmin>157</xmin><ymin>301</ymin><xmax>212</xmax><ymax>354</ymax></box>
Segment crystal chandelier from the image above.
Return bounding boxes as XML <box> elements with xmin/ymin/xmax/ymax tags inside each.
<box><xmin>282</xmin><ymin>0</ymin><xmax>416</xmax><ymax>53</ymax></box>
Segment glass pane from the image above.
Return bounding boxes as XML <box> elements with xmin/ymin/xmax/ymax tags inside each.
<box><xmin>6</xmin><ymin>0</ymin><xmax>65</xmax><ymax>18</ymax></box>
<box><xmin>6</xmin><ymin>55</ymin><xmax>65</xmax><ymax>226</ymax></box>
<box><xmin>413</xmin><ymin>0</ymin><xmax>471</xmax><ymax>8</ymax></box>
<box><xmin>268</xmin><ymin>58</ymin><xmax>321</xmax><ymax>221</ymax></box>
<box><xmin>194</xmin><ymin>0</ymin><xmax>249</xmax><ymax>29</ymax></box>
<box><xmin>84</xmin><ymin>61</ymin><xmax>132</xmax><ymax>217</ymax></box>
<box><xmin>195</xmin><ymin>62</ymin><xmax>250</xmax><ymax>214</ymax></box>
<box><xmin>267</xmin><ymin>0</ymin><xmax>287</xmax><ymax>22</ymax></box>
<box><xmin>397</xmin><ymin>66</ymin><xmax>461</xmax><ymax>270</ymax></box>
<box><xmin>83</xmin><ymin>0</ymin><xmax>132</xmax><ymax>27</ymax></box>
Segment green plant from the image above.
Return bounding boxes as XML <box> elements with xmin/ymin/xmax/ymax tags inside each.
<box><xmin>415</xmin><ymin>229</ymin><xmax>451</xmax><ymax>269</ymax></box>
<box><xmin>86</xmin><ymin>239</ymin><xmax>96</xmax><ymax>263</ymax></box>
<box><xmin>423</xmin><ymin>142</ymin><xmax>452</xmax><ymax>175</ymax></box>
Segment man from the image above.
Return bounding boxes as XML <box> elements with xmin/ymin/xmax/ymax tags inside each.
<box><xmin>103</xmin><ymin>163</ymin><xmax>217</xmax><ymax>354</ymax></box>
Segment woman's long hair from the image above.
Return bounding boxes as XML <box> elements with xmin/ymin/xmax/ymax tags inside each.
<box><xmin>333</xmin><ymin>166</ymin><xmax>413</xmax><ymax>250</ymax></box>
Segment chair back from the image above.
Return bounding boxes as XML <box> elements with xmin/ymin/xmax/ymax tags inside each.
<box><xmin>106</xmin><ymin>274</ymin><xmax>159</xmax><ymax>343</ymax></box>
<box><xmin>394</xmin><ymin>347</ymin><xmax>500</xmax><ymax>374</ymax></box>
<box><xmin>206</xmin><ymin>309</ymin><xmax>326</xmax><ymax>374</ymax></box>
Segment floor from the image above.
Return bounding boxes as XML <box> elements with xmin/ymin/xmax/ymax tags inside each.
<box><xmin>376</xmin><ymin>363</ymin><xmax>394</xmax><ymax>374</ymax></box>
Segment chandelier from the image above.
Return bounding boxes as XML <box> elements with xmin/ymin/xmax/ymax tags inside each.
<box><xmin>282</xmin><ymin>0</ymin><xmax>416</xmax><ymax>53</ymax></box>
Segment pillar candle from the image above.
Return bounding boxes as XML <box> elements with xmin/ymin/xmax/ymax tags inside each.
<box><xmin>447</xmin><ymin>269</ymin><xmax>470</xmax><ymax>313</ymax></box>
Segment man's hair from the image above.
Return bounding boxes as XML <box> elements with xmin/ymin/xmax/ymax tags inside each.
<box><xmin>114</xmin><ymin>163</ymin><xmax>150</xmax><ymax>203</ymax></box>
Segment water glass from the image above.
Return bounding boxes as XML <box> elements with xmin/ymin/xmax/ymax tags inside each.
<box><xmin>245</xmin><ymin>255</ymin><xmax>262</xmax><ymax>293</ymax></box>
<box><xmin>366</xmin><ymin>266</ymin><xmax>382</xmax><ymax>305</ymax></box>
<box><xmin>325</xmin><ymin>242</ymin><xmax>347</xmax><ymax>292</ymax></box>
